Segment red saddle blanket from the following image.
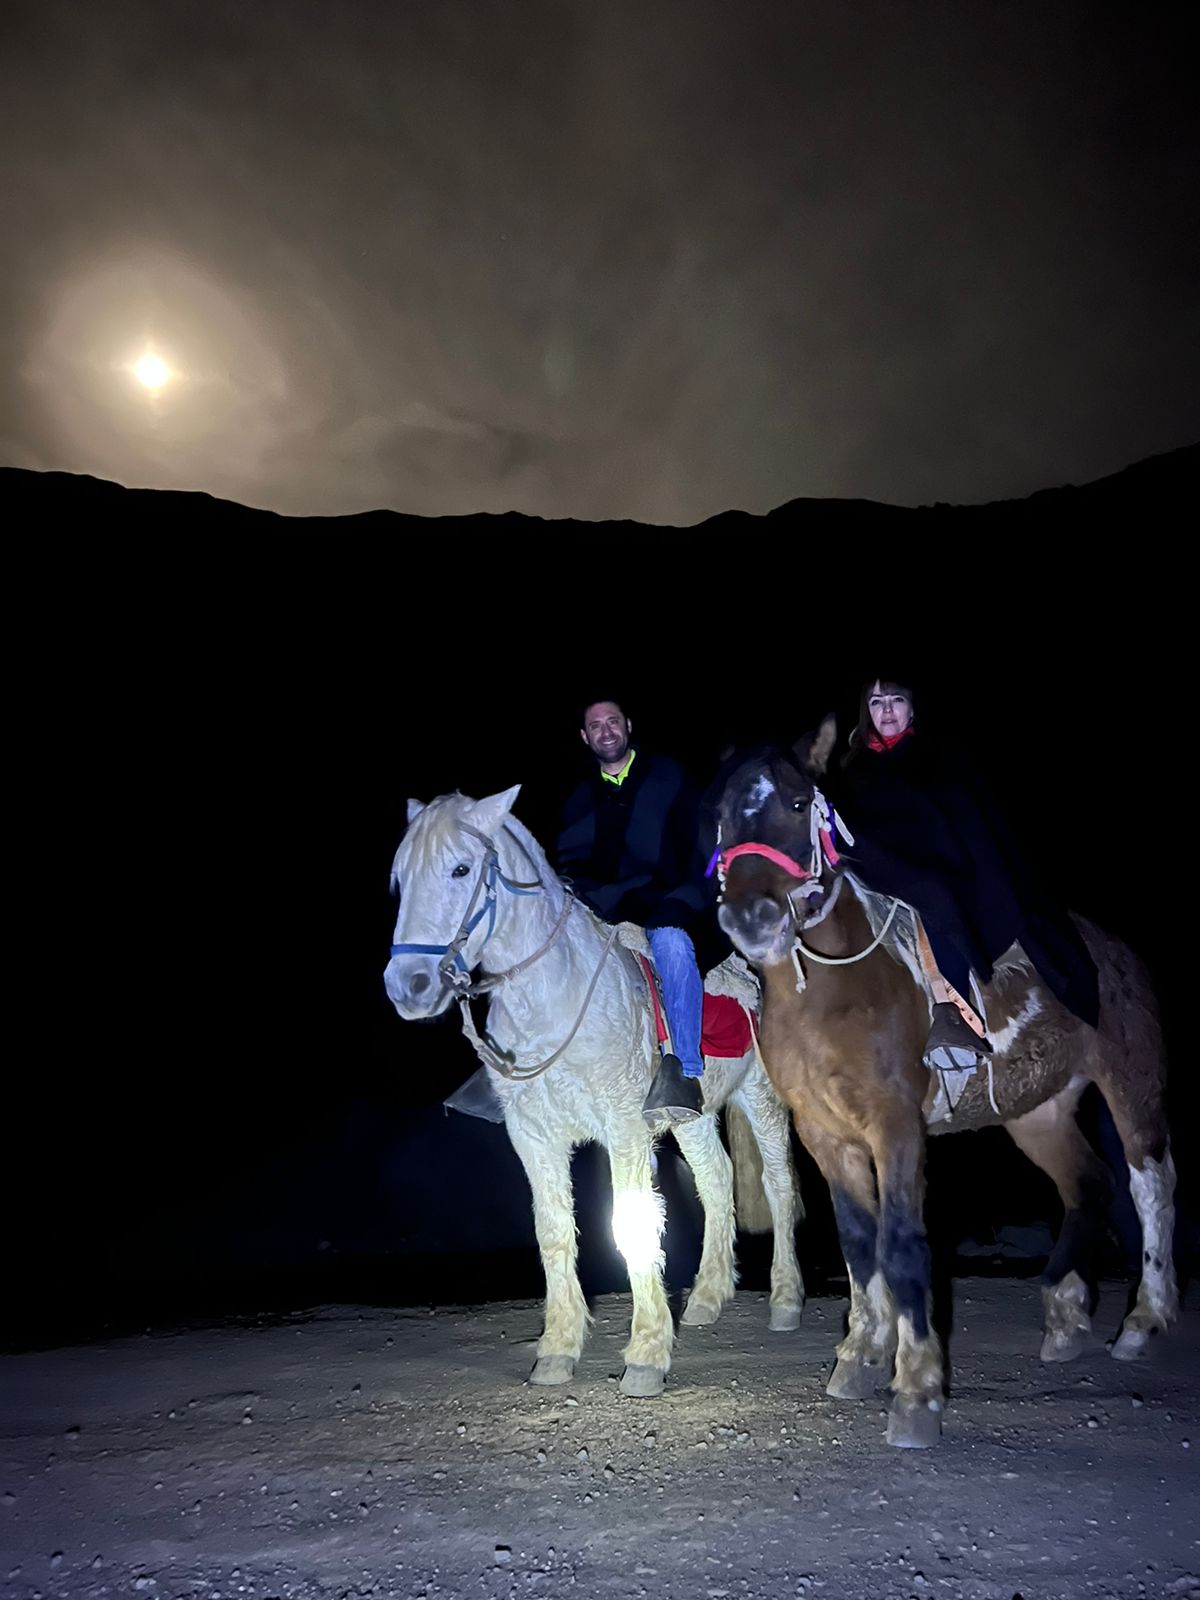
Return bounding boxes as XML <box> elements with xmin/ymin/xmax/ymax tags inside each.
<box><xmin>637</xmin><ymin>955</ymin><xmax>756</xmax><ymax>1060</ymax></box>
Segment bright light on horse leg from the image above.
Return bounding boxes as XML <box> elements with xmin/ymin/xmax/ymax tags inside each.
<box><xmin>1114</xmin><ymin>1146</ymin><xmax>1179</xmax><ymax>1359</ymax></box>
<box><xmin>612</xmin><ymin>1187</ymin><xmax>665</xmax><ymax>1275</ymax></box>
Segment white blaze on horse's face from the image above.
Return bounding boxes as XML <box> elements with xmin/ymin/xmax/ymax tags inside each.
<box><xmin>383</xmin><ymin>787</ymin><xmax>521</xmax><ymax>1020</ymax></box>
<box><xmin>743</xmin><ymin>773</ymin><xmax>775</xmax><ymax>819</ymax></box>
<box><xmin>717</xmin><ymin>759</ymin><xmax>809</xmax><ymax>966</ymax></box>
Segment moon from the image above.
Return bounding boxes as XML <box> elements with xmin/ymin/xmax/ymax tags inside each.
<box><xmin>132</xmin><ymin>352</ymin><xmax>171</xmax><ymax>390</ymax></box>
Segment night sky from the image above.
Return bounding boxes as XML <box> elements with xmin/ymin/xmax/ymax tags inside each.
<box><xmin>3</xmin><ymin>1</ymin><xmax>1198</xmax><ymax>522</ymax></box>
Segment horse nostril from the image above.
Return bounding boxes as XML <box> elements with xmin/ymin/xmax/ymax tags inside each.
<box><xmin>751</xmin><ymin>896</ymin><xmax>781</xmax><ymax>932</ymax></box>
<box><xmin>409</xmin><ymin>971</ymin><xmax>432</xmax><ymax>997</ymax></box>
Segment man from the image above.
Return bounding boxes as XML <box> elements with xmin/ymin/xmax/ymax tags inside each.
<box><xmin>556</xmin><ymin>698</ymin><xmax>710</xmax><ymax>1123</ymax></box>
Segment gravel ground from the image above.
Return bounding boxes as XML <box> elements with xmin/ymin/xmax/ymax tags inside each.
<box><xmin>2</xmin><ymin>1280</ymin><xmax>1196</xmax><ymax>1600</ymax></box>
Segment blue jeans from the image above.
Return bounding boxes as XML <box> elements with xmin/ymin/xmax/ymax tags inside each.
<box><xmin>648</xmin><ymin>926</ymin><xmax>704</xmax><ymax>1078</ymax></box>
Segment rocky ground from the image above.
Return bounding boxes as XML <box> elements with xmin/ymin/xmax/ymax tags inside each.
<box><xmin>2</xmin><ymin>1280</ymin><xmax>1196</xmax><ymax>1600</ymax></box>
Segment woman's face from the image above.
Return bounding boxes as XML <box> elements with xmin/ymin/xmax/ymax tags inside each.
<box><xmin>868</xmin><ymin>683</ymin><xmax>912</xmax><ymax>739</ymax></box>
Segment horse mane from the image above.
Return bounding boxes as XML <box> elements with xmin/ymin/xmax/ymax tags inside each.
<box><xmin>390</xmin><ymin>792</ymin><xmax>463</xmax><ymax>893</ymax></box>
<box><xmin>497</xmin><ymin>808</ymin><xmax>563</xmax><ymax>896</ymax></box>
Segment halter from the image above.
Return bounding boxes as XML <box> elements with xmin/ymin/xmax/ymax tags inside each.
<box><xmin>707</xmin><ymin>784</ymin><xmax>854</xmax><ymax>905</ymax></box>
<box><xmin>390</xmin><ymin>822</ymin><xmax>543</xmax><ymax>992</ymax></box>
<box><xmin>712</xmin><ymin>779</ymin><xmax>901</xmax><ymax>981</ymax></box>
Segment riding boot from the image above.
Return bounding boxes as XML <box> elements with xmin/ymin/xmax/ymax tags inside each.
<box><xmin>923</xmin><ymin>1000</ymin><xmax>992</xmax><ymax>1075</ymax></box>
<box><xmin>444</xmin><ymin>1065</ymin><xmax>506</xmax><ymax>1124</ymax></box>
<box><xmin>642</xmin><ymin>1053</ymin><xmax>704</xmax><ymax>1125</ymax></box>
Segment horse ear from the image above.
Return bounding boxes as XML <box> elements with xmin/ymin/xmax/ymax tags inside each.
<box><xmin>406</xmin><ymin>798</ymin><xmax>426</xmax><ymax>825</ymax></box>
<box><xmin>463</xmin><ymin>784</ymin><xmax>522</xmax><ymax>836</ymax></box>
<box><xmin>794</xmin><ymin>715</ymin><xmax>838</xmax><ymax>777</ymax></box>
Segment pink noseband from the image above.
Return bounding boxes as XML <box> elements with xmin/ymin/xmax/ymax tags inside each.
<box><xmin>718</xmin><ymin>841</ymin><xmax>814</xmax><ymax>880</ymax></box>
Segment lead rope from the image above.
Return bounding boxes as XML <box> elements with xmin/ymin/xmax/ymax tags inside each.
<box><xmin>794</xmin><ymin>894</ymin><xmax>900</xmax><ymax>968</ymax></box>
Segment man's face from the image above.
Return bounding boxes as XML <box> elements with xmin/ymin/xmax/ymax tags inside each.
<box><xmin>580</xmin><ymin>701</ymin><xmax>631</xmax><ymax>765</ymax></box>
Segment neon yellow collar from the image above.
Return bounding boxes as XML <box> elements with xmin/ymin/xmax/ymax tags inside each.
<box><xmin>601</xmin><ymin>749</ymin><xmax>636</xmax><ymax>786</ymax></box>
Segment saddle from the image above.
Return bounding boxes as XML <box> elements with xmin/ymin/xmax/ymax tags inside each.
<box><xmin>444</xmin><ymin>926</ymin><xmax>762</xmax><ymax>1123</ymax></box>
<box><xmin>613</xmin><ymin>923</ymin><xmax>761</xmax><ymax>1061</ymax></box>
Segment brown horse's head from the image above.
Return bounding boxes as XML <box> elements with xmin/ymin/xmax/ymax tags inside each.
<box><xmin>715</xmin><ymin>716</ymin><xmax>840</xmax><ymax>966</ymax></box>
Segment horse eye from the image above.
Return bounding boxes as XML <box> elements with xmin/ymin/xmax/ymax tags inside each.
<box><xmin>451</xmin><ymin>863</ymin><xmax>471</xmax><ymax>878</ymax></box>
<box><xmin>792</xmin><ymin>798</ymin><xmax>807</xmax><ymax>812</ymax></box>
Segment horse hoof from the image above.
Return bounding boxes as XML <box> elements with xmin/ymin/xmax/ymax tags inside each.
<box><xmin>886</xmin><ymin>1397</ymin><xmax>942</xmax><ymax>1449</ymax></box>
<box><xmin>620</xmin><ymin>1363</ymin><xmax>666</xmax><ymax>1398</ymax></box>
<box><xmin>769</xmin><ymin>1305</ymin><xmax>803</xmax><ymax>1333</ymax></box>
<box><xmin>1111</xmin><ymin>1327</ymin><xmax>1152</xmax><ymax>1362</ymax></box>
<box><xmin>1040</xmin><ymin>1327</ymin><xmax>1091</xmax><ymax>1363</ymax></box>
<box><xmin>681</xmin><ymin>1298</ymin><xmax>721</xmax><ymax>1328</ymax></box>
<box><xmin>827</xmin><ymin>1358</ymin><xmax>882</xmax><ymax>1400</ymax></box>
<box><xmin>529</xmin><ymin>1354</ymin><xmax>576</xmax><ymax>1386</ymax></box>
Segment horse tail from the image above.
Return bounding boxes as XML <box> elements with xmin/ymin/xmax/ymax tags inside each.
<box><xmin>726</xmin><ymin>1102</ymin><xmax>775</xmax><ymax>1235</ymax></box>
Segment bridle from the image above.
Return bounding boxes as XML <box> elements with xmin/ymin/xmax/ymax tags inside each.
<box><xmin>389</xmin><ymin>819</ymin><xmax>614</xmax><ymax>1082</ymax></box>
<box><xmin>711</xmin><ymin>776</ymin><xmax>899</xmax><ymax>971</ymax></box>
<box><xmin>390</xmin><ymin>822</ymin><xmax>563</xmax><ymax>996</ymax></box>
<box><xmin>708</xmin><ymin>781</ymin><xmax>852</xmax><ymax>915</ymax></box>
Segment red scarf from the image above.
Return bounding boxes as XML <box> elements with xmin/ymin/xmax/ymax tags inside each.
<box><xmin>866</xmin><ymin>725</ymin><xmax>914</xmax><ymax>754</ymax></box>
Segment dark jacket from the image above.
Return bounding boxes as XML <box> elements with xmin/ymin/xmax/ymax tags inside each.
<box><xmin>556</xmin><ymin>750</ymin><xmax>711</xmax><ymax>937</ymax></box>
<box><xmin>832</xmin><ymin>733</ymin><xmax>1099</xmax><ymax>1027</ymax></box>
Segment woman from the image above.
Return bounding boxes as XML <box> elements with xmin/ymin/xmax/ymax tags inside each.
<box><xmin>834</xmin><ymin>679</ymin><xmax>1099</xmax><ymax>1076</ymax></box>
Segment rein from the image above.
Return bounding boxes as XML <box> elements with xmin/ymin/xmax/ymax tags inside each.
<box><xmin>459</xmin><ymin>920</ymin><xmax>620</xmax><ymax>1082</ymax></box>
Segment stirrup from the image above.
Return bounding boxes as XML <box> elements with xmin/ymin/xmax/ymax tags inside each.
<box><xmin>444</xmin><ymin>1066</ymin><xmax>506</xmax><ymax>1124</ymax></box>
<box><xmin>642</xmin><ymin>1053</ymin><xmax>704</xmax><ymax>1125</ymax></box>
<box><xmin>923</xmin><ymin>1002</ymin><xmax>990</xmax><ymax>1118</ymax></box>
<box><xmin>924</xmin><ymin>999</ymin><xmax>991</xmax><ymax>1068</ymax></box>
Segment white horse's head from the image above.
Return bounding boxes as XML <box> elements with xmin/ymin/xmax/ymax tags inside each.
<box><xmin>383</xmin><ymin>785</ymin><xmax>524</xmax><ymax>1019</ymax></box>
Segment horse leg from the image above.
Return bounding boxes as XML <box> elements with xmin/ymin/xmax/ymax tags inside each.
<box><xmin>506</xmin><ymin>1123</ymin><xmax>589</xmax><ymax>1386</ymax></box>
<box><xmin>1086</xmin><ymin>941</ymin><xmax>1179</xmax><ymax>1357</ymax></box>
<box><xmin>731</xmin><ymin>1074</ymin><xmax>805</xmax><ymax>1330</ymax></box>
<box><xmin>674</xmin><ymin>1112</ymin><xmax>737</xmax><ymax>1328</ymax></box>
<box><xmin>805</xmin><ymin>1128</ymin><xmax>894</xmax><ymax>1400</ymax></box>
<box><xmin>608</xmin><ymin>1136</ymin><xmax>673</xmax><ymax>1396</ymax></box>
<box><xmin>1113</xmin><ymin>1144</ymin><xmax>1178</xmax><ymax>1358</ymax></box>
<box><xmin>1098</xmin><ymin>1084</ymin><xmax>1179</xmax><ymax>1359</ymax></box>
<box><xmin>874</xmin><ymin>1120</ymin><xmax>944</xmax><ymax>1449</ymax></box>
<box><xmin>1005</xmin><ymin>1082</ymin><xmax>1111</xmax><ymax>1362</ymax></box>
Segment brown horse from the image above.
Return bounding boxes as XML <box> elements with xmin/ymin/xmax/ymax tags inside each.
<box><xmin>715</xmin><ymin>718</ymin><xmax>1178</xmax><ymax>1448</ymax></box>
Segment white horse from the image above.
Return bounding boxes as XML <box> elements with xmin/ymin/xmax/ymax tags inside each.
<box><xmin>383</xmin><ymin>785</ymin><xmax>804</xmax><ymax>1397</ymax></box>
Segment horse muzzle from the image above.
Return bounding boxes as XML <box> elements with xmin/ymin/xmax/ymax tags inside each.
<box><xmin>718</xmin><ymin>896</ymin><xmax>794</xmax><ymax>966</ymax></box>
<box><xmin>384</xmin><ymin>955</ymin><xmax>454</xmax><ymax>1020</ymax></box>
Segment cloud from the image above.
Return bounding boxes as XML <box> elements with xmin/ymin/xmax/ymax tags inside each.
<box><xmin>3</xmin><ymin>1</ymin><xmax>1197</xmax><ymax>518</ymax></box>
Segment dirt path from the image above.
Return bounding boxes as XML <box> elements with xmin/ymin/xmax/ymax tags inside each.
<box><xmin>2</xmin><ymin>1281</ymin><xmax>1196</xmax><ymax>1600</ymax></box>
